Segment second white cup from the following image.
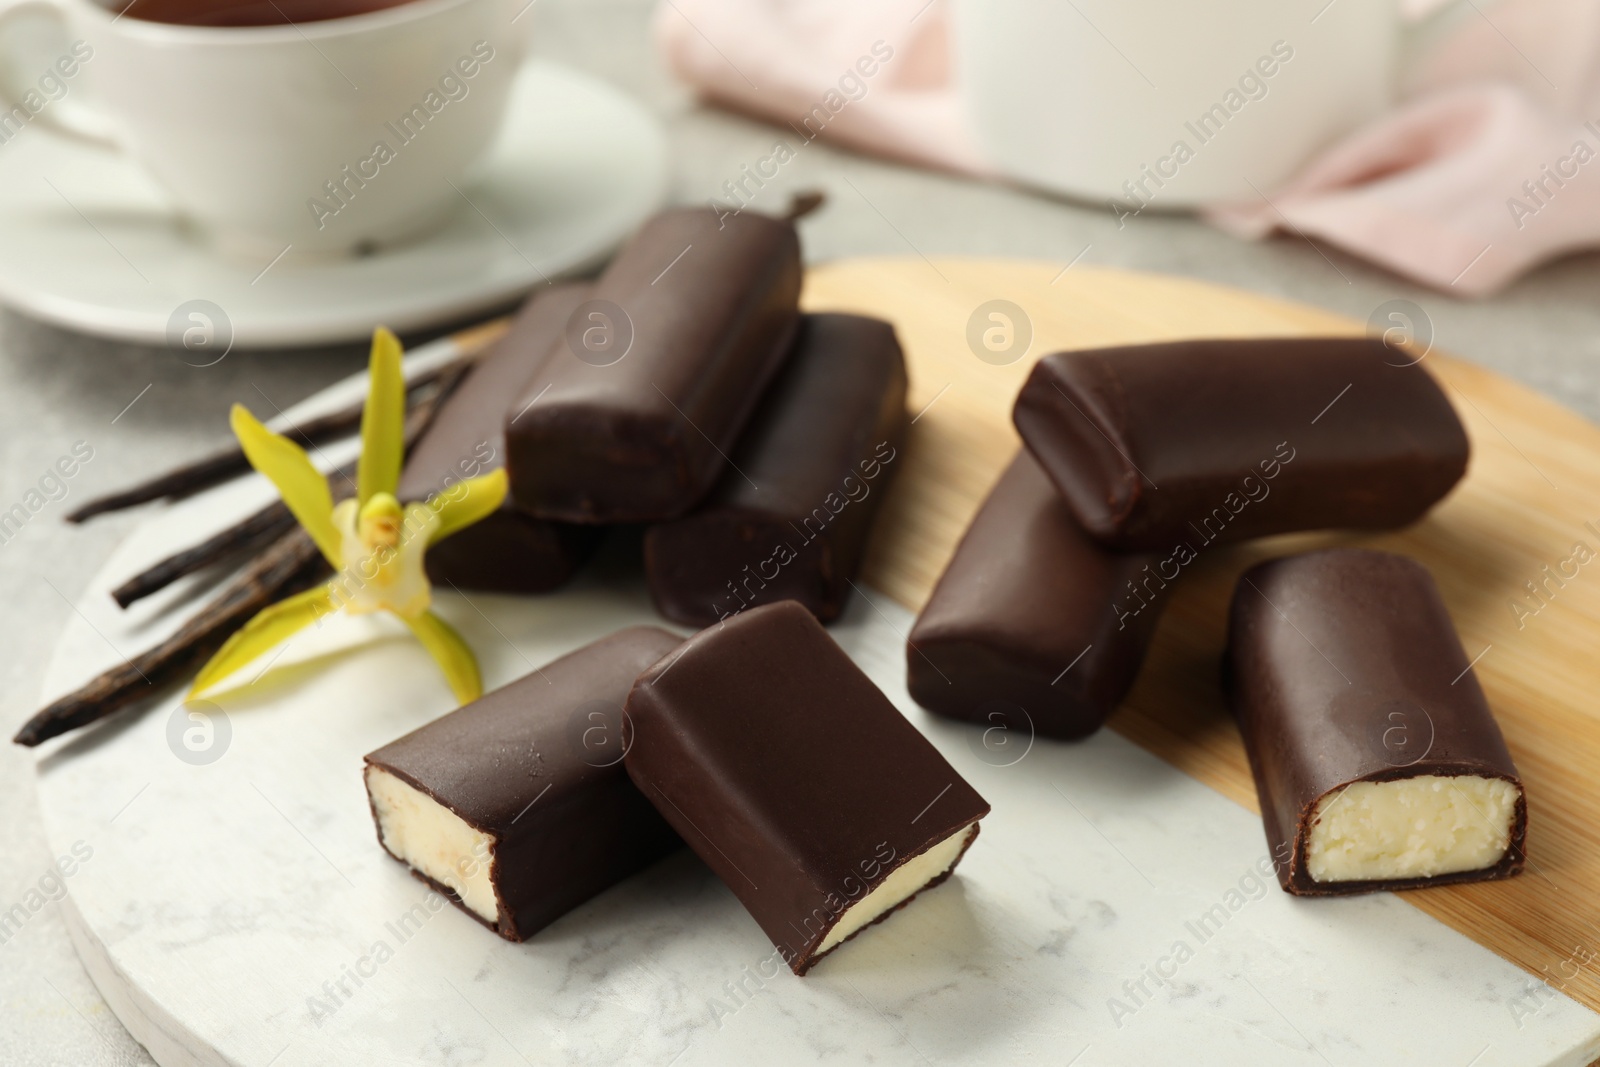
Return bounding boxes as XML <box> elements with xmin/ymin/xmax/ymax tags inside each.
<box><xmin>951</xmin><ymin>0</ymin><xmax>1403</xmax><ymax>209</ymax></box>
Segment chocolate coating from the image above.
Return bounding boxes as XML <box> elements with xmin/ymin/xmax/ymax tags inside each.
<box><xmin>364</xmin><ymin>627</ymin><xmax>684</xmax><ymax>939</ymax></box>
<box><xmin>907</xmin><ymin>452</ymin><xmax>1173</xmax><ymax>740</ymax></box>
<box><xmin>1013</xmin><ymin>337</ymin><xmax>1470</xmax><ymax>551</ymax></box>
<box><xmin>644</xmin><ymin>313</ymin><xmax>908</xmax><ymax>627</ymax></box>
<box><xmin>624</xmin><ymin>600</ymin><xmax>990</xmax><ymax>974</ymax></box>
<box><xmin>504</xmin><ymin>208</ymin><xmax>802</xmax><ymax>523</ymax></box>
<box><xmin>1225</xmin><ymin>548</ymin><xmax>1526</xmax><ymax>896</ymax></box>
<box><xmin>398</xmin><ymin>284</ymin><xmax>602</xmax><ymax>593</ymax></box>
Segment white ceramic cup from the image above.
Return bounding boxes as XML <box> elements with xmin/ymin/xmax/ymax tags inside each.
<box><xmin>0</xmin><ymin>0</ymin><xmax>528</xmax><ymax>258</ymax></box>
<box><xmin>951</xmin><ymin>0</ymin><xmax>1455</xmax><ymax>209</ymax></box>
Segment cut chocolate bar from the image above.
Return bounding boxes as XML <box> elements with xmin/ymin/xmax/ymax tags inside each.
<box><xmin>907</xmin><ymin>452</ymin><xmax>1173</xmax><ymax>740</ymax></box>
<box><xmin>1012</xmin><ymin>337</ymin><xmax>1470</xmax><ymax>551</ymax></box>
<box><xmin>644</xmin><ymin>313</ymin><xmax>908</xmax><ymax>627</ymax></box>
<box><xmin>364</xmin><ymin>627</ymin><xmax>683</xmax><ymax>939</ymax></box>
<box><xmin>1225</xmin><ymin>548</ymin><xmax>1526</xmax><ymax>896</ymax></box>
<box><xmin>504</xmin><ymin>208</ymin><xmax>802</xmax><ymax>523</ymax></box>
<box><xmin>398</xmin><ymin>284</ymin><xmax>602</xmax><ymax>593</ymax></box>
<box><xmin>624</xmin><ymin>600</ymin><xmax>989</xmax><ymax>974</ymax></box>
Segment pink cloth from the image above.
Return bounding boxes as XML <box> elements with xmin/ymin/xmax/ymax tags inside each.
<box><xmin>655</xmin><ymin>0</ymin><xmax>1600</xmax><ymax>296</ymax></box>
<box><xmin>652</xmin><ymin>0</ymin><xmax>990</xmax><ymax>175</ymax></box>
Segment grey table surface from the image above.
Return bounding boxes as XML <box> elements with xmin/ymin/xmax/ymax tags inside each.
<box><xmin>5</xmin><ymin>1</ymin><xmax>1600</xmax><ymax>1063</ymax></box>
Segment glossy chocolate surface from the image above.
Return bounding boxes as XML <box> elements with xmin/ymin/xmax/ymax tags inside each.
<box><xmin>398</xmin><ymin>284</ymin><xmax>602</xmax><ymax>594</ymax></box>
<box><xmin>504</xmin><ymin>208</ymin><xmax>801</xmax><ymax>523</ymax></box>
<box><xmin>907</xmin><ymin>452</ymin><xmax>1172</xmax><ymax>740</ymax></box>
<box><xmin>1225</xmin><ymin>548</ymin><xmax>1526</xmax><ymax>896</ymax></box>
<box><xmin>1013</xmin><ymin>337</ymin><xmax>1470</xmax><ymax>551</ymax></box>
<box><xmin>624</xmin><ymin>600</ymin><xmax>989</xmax><ymax>974</ymax></box>
<box><xmin>365</xmin><ymin>627</ymin><xmax>684</xmax><ymax>939</ymax></box>
<box><xmin>645</xmin><ymin>313</ymin><xmax>908</xmax><ymax>626</ymax></box>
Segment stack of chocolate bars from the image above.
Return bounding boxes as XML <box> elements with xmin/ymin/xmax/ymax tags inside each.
<box><xmin>368</xmin><ymin>207</ymin><xmax>984</xmax><ymax>973</ymax></box>
<box><xmin>907</xmin><ymin>336</ymin><xmax>1527</xmax><ymax>896</ymax></box>
<box><xmin>397</xmin><ymin>206</ymin><xmax>908</xmax><ymax>627</ymax></box>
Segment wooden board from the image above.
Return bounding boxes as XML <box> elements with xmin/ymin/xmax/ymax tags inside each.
<box><xmin>806</xmin><ymin>258</ymin><xmax>1600</xmax><ymax>1012</ymax></box>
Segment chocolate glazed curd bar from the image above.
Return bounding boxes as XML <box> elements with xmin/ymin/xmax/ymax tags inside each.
<box><xmin>624</xmin><ymin>600</ymin><xmax>989</xmax><ymax>974</ymax></box>
<box><xmin>644</xmin><ymin>313</ymin><xmax>908</xmax><ymax>627</ymax></box>
<box><xmin>1225</xmin><ymin>549</ymin><xmax>1526</xmax><ymax>896</ymax></box>
<box><xmin>1012</xmin><ymin>337</ymin><xmax>1471</xmax><ymax>551</ymax></box>
<box><xmin>504</xmin><ymin>207</ymin><xmax>802</xmax><ymax>523</ymax></box>
<box><xmin>397</xmin><ymin>284</ymin><xmax>602</xmax><ymax>593</ymax></box>
<box><xmin>364</xmin><ymin>627</ymin><xmax>684</xmax><ymax>940</ymax></box>
<box><xmin>907</xmin><ymin>452</ymin><xmax>1173</xmax><ymax>740</ymax></box>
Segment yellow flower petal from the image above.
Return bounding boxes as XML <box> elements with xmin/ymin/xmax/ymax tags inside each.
<box><xmin>230</xmin><ymin>405</ymin><xmax>342</xmax><ymax>569</ymax></box>
<box><xmin>190</xmin><ymin>584</ymin><xmax>334</xmax><ymax>698</ymax></box>
<box><xmin>359</xmin><ymin>327</ymin><xmax>405</xmax><ymax>508</ymax></box>
<box><xmin>428</xmin><ymin>469</ymin><xmax>508</xmax><ymax>546</ymax></box>
<box><xmin>403</xmin><ymin>610</ymin><xmax>482</xmax><ymax>703</ymax></box>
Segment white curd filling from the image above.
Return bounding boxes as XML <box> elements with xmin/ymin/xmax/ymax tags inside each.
<box><xmin>366</xmin><ymin>766</ymin><xmax>499</xmax><ymax>922</ymax></box>
<box><xmin>818</xmin><ymin>823</ymin><xmax>976</xmax><ymax>955</ymax></box>
<box><xmin>1306</xmin><ymin>774</ymin><xmax>1519</xmax><ymax>883</ymax></box>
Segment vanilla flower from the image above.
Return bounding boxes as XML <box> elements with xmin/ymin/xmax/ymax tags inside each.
<box><xmin>190</xmin><ymin>328</ymin><xmax>506</xmax><ymax>703</ymax></box>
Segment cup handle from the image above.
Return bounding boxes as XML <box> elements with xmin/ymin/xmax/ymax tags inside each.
<box><xmin>0</xmin><ymin>0</ymin><xmax>118</xmax><ymax>147</ymax></box>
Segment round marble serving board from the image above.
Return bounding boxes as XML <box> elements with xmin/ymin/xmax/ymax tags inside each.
<box><xmin>31</xmin><ymin>261</ymin><xmax>1600</xmax><ymax>1066</ymax></box>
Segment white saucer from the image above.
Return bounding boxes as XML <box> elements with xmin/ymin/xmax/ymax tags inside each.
<box><xmin>0</xmin><ymin>62</ymin><xmax>666</xmax><ymax>348</ymax></box>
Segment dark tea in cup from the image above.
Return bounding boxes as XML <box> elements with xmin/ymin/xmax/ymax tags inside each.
<box><xmin>116</xmin><ymin>0</ymin><xmax>417</xmax><ymax>26</ymax></box>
